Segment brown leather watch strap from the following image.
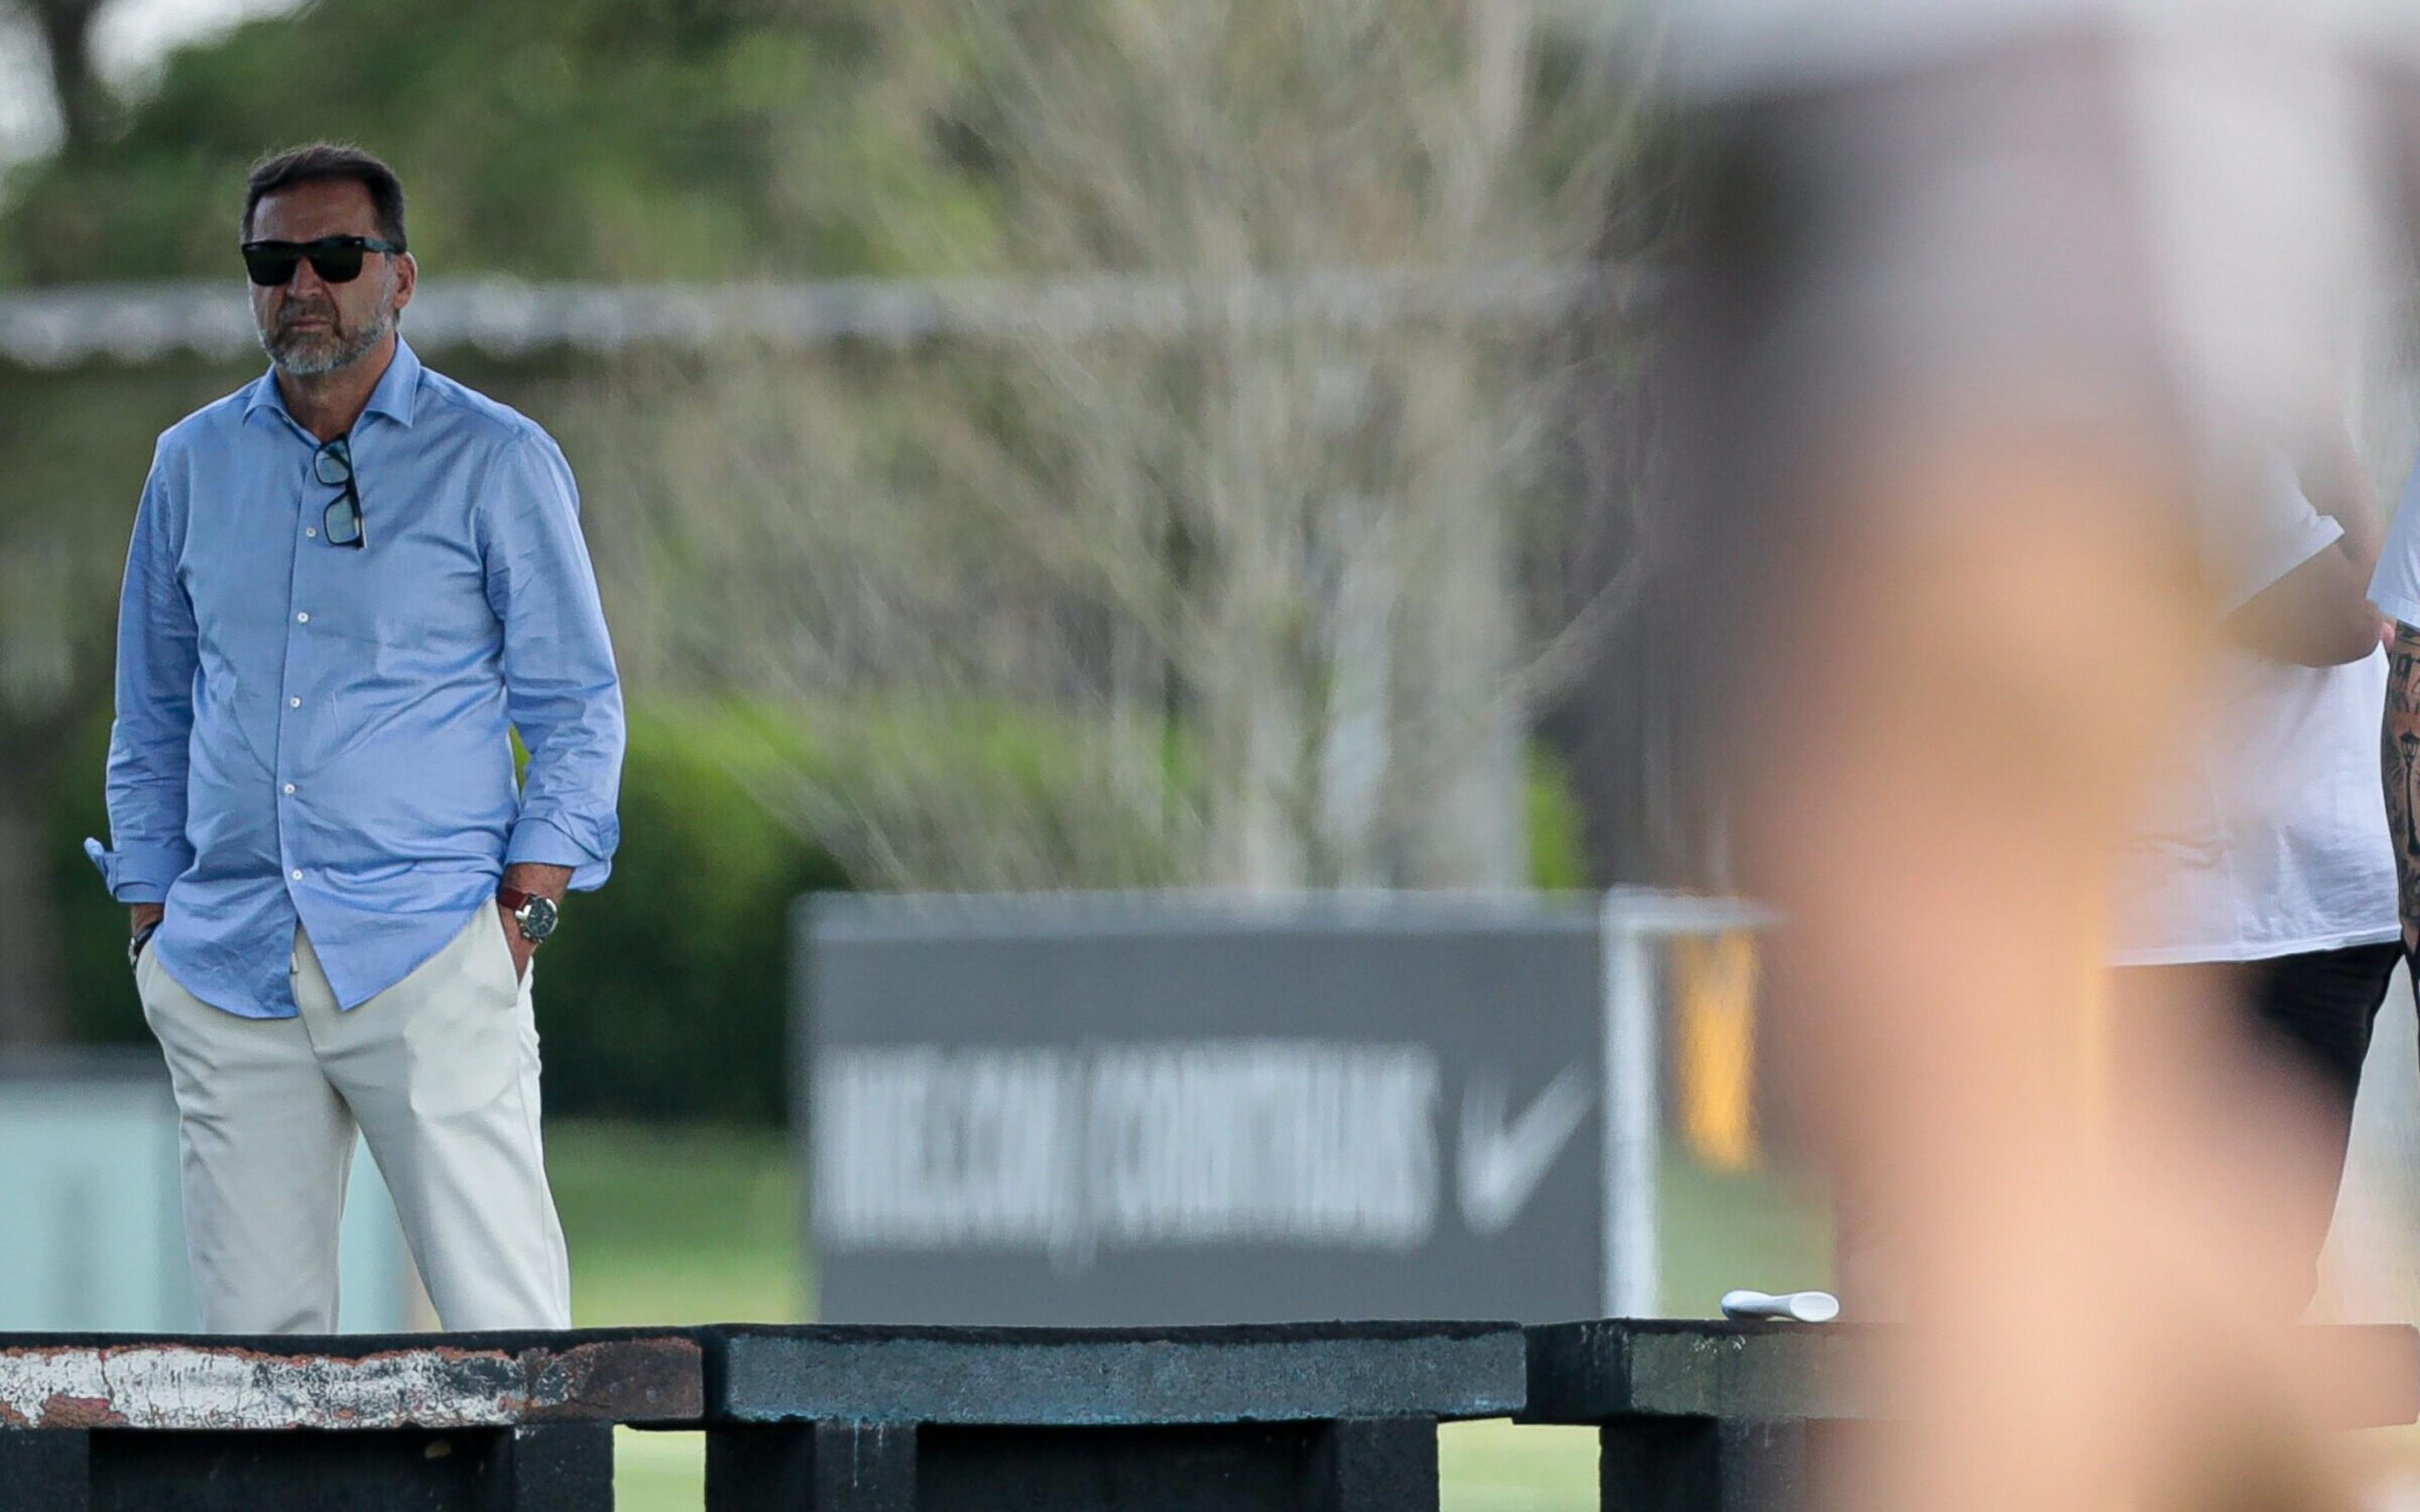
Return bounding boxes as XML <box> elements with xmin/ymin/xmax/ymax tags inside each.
<box><xmin>496</xmin><ymin>885</ymin><xmax>536</xmax><ymax>912</ymax></box>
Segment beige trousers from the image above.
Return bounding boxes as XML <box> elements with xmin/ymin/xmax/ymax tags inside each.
<box><xmin>135</xmin><ymin>907</ymin><xmax>572</xmax><ymax>1332</ymax></box>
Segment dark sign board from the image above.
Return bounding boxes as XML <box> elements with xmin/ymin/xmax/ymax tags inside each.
<box><xmin>801</xmin><ymin>893</ymin><xmax>1630</xmax><ymax>1327</ymax></box>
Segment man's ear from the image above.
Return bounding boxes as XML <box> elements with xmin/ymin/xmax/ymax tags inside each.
<box><xmin>392</xmin><ymin>251</ymin><xmax>418</xmax><ymax>314</ymax></box>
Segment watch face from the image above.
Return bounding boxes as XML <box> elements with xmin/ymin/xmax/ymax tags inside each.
<box><xmin>516</xmin><ymin>895</ymin><xmax>560</xmax><ymax>942</ymax></box>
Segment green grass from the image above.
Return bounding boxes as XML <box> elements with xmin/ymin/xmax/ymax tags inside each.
<box><xmin>550</xmin><ymin>1120</ymin><xmax>800</xmax><ymax>1512</ymax></box>
<box><xmin>1657</xmin><ymin>1145</ymin><xmax>1834</xmax><ymax>1316</ymax></box>
<box><xmin>545</xmin><ymin>1120</ymin><xmax>1829</xmax><ymax>1512</ymax></box>
<box><xmin>550</xmin><ymin>1120</ymin><xmax>804</xmax><ymax>1327</ymax></box>
<box><xmin>1438</xmin><ymin>1421</ymin><xmax>1600</xmax><ymax>1510</ymax></box>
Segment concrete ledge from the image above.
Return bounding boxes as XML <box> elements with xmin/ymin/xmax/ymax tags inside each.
<box><xmin>711</xmin><ymin>1322</ymin><xmax>1528</xmax><ymax>1426</ymax></box>
<box><xmin>1523</xmin><ymin>1320</ymin><xmax>1885</xmax><ymax>1424</ymax></box>
<box><xmin>0</xmin><ymin>1329</ymin><xmax>703</xmax><ymax>1431</ymax></box>
<box><xmin>1522</xmin><ymin>1320</ymin><xmax>2420</xmax><ymax>1430</ymax></box>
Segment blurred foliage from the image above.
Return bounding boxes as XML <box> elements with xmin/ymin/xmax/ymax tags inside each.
<box><xmin>526</xmin><ymin>703</ymin><xmax>849</xmax><ymax>1125</ymax></box>
<box><xmin>1527</xmin><ymin>748</ymin><xmax>1589</xmax><ymax>893</ymax></box>
<box><xmin>0</xmin><ymin>361</ymin><xmax>241</xmax><ymax>713</ymax></box>
<box><xmin>0</xmin><ymin>0</ymin><xmax>1002</xmax><ymax>285</ymax></box>
<box><xmin>43</xmin><ymin>707</ymin><xmax>129</xmax><ymax>1050</ymax></box>
<box><xmin>703</xmin><ymin>694</ymin><xmax>1204</xmax><ymax>891</ymax></box>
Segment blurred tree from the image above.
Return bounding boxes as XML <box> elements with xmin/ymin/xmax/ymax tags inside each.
<box><xmin>901</xmin><ymin>0</ymin><xmax>1654</xmax><ymax>889</ymax></box>
<box><xmin>11</xmin><ymin>0</ymin><xmax>111</xmax><ymax>157</ymax></box>
<box><xmin>599</xmin><ymin>0</ymin><xmax>1658</xmax><ymax>890</ymax></box>
<box><xmin>0</xmin><ymin>0</ymin><xmax>1000</xmax><ymax>285</ymax></box>
<box><xmin>0</xmin><ymin>0</ymin><xmax>127</xmax><ymax>1031</ymax></box>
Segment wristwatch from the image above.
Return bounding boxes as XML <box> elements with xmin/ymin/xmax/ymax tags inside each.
<box><xmin>129</xmin><ymin>919</ymin><xmax>161</xmax><ymax>968</ymax></box>
<box><xmin>497</xmin><ymin>885</ymin><xmax>560</xmax><ymax>946</ymax></box>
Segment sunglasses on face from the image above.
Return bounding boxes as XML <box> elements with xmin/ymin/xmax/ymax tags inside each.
<box><xmin>241</xmin><ymin>235</ymin><xmax>405</xmax><ymax>287</ymax></box>
<box><xmin>315</xmin><ymin>438</ymin><xmax>365</xmax><ymax>549</ymax></box>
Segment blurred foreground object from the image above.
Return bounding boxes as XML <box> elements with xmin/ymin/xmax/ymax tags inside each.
<box><xmin>1657</xmin><ymin>1</ymin><xmax>2420</xmax><ymax>1508</ymax></box>
<box><xmin>1524</xmin><ymin>1318</ymin><xmax>2420</xmax><ymax>1512</ymax></box>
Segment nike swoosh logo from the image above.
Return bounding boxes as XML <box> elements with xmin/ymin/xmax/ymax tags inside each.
<box><xmin>1458</xmin><ymin>1065</ymin><xmax>1593</xmax><ymax>1236</ymax></box>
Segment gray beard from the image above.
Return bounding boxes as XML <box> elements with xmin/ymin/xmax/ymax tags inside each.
<box><xmin>256</xmin><ymin>302</ymin><xmax>395</xmax><ymax>377</ymax></box>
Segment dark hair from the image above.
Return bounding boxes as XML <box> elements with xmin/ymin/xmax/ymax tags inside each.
<box><xmin>242</xmin><ymin>143</ymin><xmax>408</xmax><ymax>248</ymax></box>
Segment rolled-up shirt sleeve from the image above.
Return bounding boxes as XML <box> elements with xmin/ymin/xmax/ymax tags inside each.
<box><xmin>86</xmin><ymin>446</ymin><xmax>199</xmax><ymax>903</ymax></box>
<box><xmin>480</xmin><ymin>431</ymin><xmax>625</xmax><ymax>890</ymax></box>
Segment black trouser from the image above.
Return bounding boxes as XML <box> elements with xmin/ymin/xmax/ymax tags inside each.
<box><xmin>2111</xmin><ymin>941</ymin><xmax>2402</xmax><ymax>1312</ymax></box>
<box><xmin>2233</xmin><ymin>944</ymin><xmax>2404</xmax><ymax>1114</ymax></box>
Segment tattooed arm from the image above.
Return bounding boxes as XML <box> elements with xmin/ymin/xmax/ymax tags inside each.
<box><xmin>2385</xmin><ymin>623</ymin><xmax>2420</xmax><ymax>956</ymax></box>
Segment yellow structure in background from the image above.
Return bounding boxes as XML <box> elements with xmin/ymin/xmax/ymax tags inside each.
<box><xmin>1673</xmin><ymin>931</ymin><xmax>1761</xmax><ymax>1171</ymax></box>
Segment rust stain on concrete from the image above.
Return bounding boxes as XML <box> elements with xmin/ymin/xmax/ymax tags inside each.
<box><xmin>35</xmin><ymin>1393</ymin><xmax>127</xmax><ymax>1429</ymax></box>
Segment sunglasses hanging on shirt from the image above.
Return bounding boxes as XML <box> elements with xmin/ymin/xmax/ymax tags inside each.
<box><xmin>314</xmin><ymin>438</ymin><xmax>364</xmax><ymax>549</ymax></box>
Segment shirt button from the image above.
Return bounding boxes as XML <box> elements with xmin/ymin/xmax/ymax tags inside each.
<box><xmin>290</xmin><ymin>869</ymin><xmax>303</xmax><ymax>881</ymax></box>
<box><xmin>296</xmin><ymin>612</ymin><xmax>309</xmax><ymax>624</ymax></box>
<box><xmin>283</xmin><ymin>783</ymin><xmax>296</xmax><ymax>795</ymax></box>
<box><xmin>290</xmin><ymin>697</ymin><xmax>302</xmax><ymax>708</ymax></box>
<box><xmin>305</xmin><ymin>527</ymin><xmax>318</xmax><ymax>538</ymax></box>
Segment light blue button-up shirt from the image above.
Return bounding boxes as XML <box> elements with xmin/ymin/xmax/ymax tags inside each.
<box><xmin>86</xmin><ymin>338</ymin><xmax>624</xmax><ymax>1017</ymax></box>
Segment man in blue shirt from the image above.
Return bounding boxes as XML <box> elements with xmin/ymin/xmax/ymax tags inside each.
<box><xmin>86</xmin><ymin>144</ymin><xmax>625</xmax><ymax>1332</ymax></box>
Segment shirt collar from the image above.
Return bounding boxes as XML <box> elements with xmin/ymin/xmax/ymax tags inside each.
<box><xmin>240</xmin><ymin>367</ymin><xmax>287</xmax><ymax>425</ymax></box>
<box><xmin>362</xmin><ymin>336</ymin><xmax>422</xmax><ymax>428</ymax></box>
<box><xmin>241</xmin><ymin>335</ymin><xmax>424</xmax><ymax>434</ymax></box>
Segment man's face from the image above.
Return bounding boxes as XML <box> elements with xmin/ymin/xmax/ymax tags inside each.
<box><xmin>247</xmin><ymin>178</ymin><xmax>415</xmax><ymax>377</ymax></box>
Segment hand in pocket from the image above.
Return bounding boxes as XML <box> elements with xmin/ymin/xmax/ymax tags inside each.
<box><xmin>496</xmin><ymin>902</ymin><xmax>536</xmax><ymax>985</ymax></box>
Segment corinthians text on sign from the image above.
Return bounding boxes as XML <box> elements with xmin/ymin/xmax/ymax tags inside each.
<box><xmin>815</xmin><ymin>1042</ymin><xmax>1443</xmax><ymax>1269</ymax></box>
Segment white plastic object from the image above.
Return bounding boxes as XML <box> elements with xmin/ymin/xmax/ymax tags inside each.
<box><xmin>1718</xmin><ymin>1288</ymin><xmax>1841</xmax><ymax>1323</ymax></box>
